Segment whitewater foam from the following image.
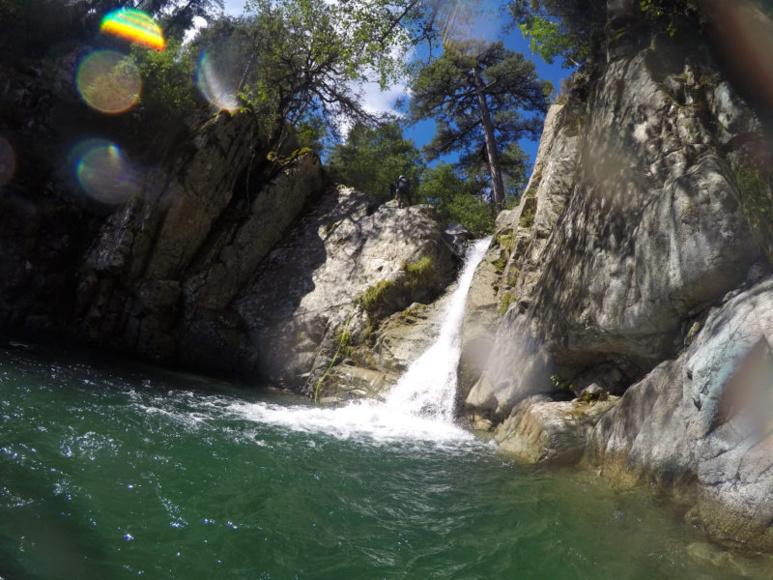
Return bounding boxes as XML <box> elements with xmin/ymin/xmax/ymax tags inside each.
<box><xmin>229</xmin><ymin>237</ymin><xmax>492</xmax><ymax>446</ymax></box>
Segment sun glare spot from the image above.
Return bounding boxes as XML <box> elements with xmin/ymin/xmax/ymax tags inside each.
<box><xmin>76</xmin><ymin>50</ymin><xmax>142</xmax><ymax>114</ymax></box>
<box><xmin>196</xmin><ymin>53</ymin><xmax>240</xmax><ymax>112</ymax></box>
<box><xmin>72</xmin><ymin>139</ymin><xmax>141</xmax><ymax>204</ymax></box>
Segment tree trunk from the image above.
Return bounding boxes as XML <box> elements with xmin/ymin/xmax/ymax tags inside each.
<box><xmin>472</xmin><ymin>65</ymin><xmax>506</xmax><ymax>212</ymax></box>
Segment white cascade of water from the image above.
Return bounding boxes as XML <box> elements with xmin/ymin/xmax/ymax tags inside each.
<box><xmin>384</xmin><ymin>236</ymin><xmax>492</xmax><ymax>422</ymax></box>
<box><xmin>228</xmin><ymin>236</ymin><xmax>492</xmax><ymax>446</ymax></box>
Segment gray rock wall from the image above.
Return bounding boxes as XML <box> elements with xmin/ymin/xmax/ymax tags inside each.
<box><xmin>71</xmin><ymin>113</ymin><xmax>327</xmax><ymax>375</ymax></box>
<box><xmin>587</xmin><ymin>279</ymin><xmax>773</xmax><ymax>548</ymax></box>
<box><xmin>236</xmin><ymin>187</ymin><xmax>459</xmax><ymax>395</ymax></box>
<box><xmin>464</xmin><ymin>19</ymin><xmax>773</xmax><ymax>550</ymax></box>
<box><xmin>1</xmin><ymin>60</ymin><xmax>462</xmax><ymax>392</ymax></box>
<box><xmin>467</xmin><ymin>34</ymin><xmax>762</xmax><ymax>420</ymax></box>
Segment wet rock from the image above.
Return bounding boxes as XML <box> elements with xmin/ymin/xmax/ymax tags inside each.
<box><xmin>374</xmin><ymin>302</ymin><xmax>445</xmax><ymax>373</ymax></box>
<box><xmin>588</xmin><ymin>277</ymin><xmax>773</xmax><ymax>549</ymax></box>
<box><xmin>443</xmin><ymin>223</ymin><xmax>472</xmax><ymax>257</ymax></box>
<box><xmin>235</xmin><ymin>188</ymin><xmax>459</xmax><ymax>394</ymax></box>
<box><xmin>496</xmin><ymin>395</ymin><xmax>618</xmax><ymax>466</ymax></box>
<box><xmin>460</xmin><ymin>15</ymin><xmax>772</xmax><ymax>550</ymax></box>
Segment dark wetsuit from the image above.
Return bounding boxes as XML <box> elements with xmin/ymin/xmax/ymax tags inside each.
<box><xmin>395</xmin><ymin>176</ymin><xmax>411</xmax><ymax>208</ymax></box>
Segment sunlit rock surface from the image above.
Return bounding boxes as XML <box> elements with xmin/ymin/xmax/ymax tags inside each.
<box><xmin>469</xmin><ymin>36</ymin><xmax>761</xmax><ymax>417</ymax></box>
<box><xmin>235</xmin><ymin>187</ymin><xmax>458</xmax><ymax>395</ymax></box>
<box><xmin>496</xmin><ymin>395</ymin><xmax>618</xmax><ymax>466</ymax></box>
<box><xmin>466</xmin><ymin>12</ymin><xmax>773</xmax><ymax>550</ymax></box>
<box><xmin>0</xmin><ymin>66</ymin><xmax>460</xmax><ymax>393</ymax></box>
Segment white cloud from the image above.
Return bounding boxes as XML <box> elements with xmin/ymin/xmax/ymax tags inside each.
<box><xmin>360</xmin><ymin>79</ymin><xmax>408</xmax><ymax>117</ymax></box>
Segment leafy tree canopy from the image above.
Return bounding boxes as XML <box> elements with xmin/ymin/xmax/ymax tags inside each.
<box><xmin>507</xmin><ymin>0</ymin><xmax>606</xmax><ymax>67</ymax></box>
<box><xmin>508</xmin><ymin>0</ymin><xmax>773</xmax><ymax>67</ymax></box>
<box><xmin>326</xmin><ymin>122</ymin><xmax>423</xmax><ymax>203</ymax></box>
<box><xmin>185</xmin><ymin>0</ymin><xmax>457</xmax><ymax>150</ymax></box>
<box><xmin>458</xmin><ymin>140</ymin><xmax>531</xmax><ymax>206</ymax></box>
<box><xmin>417</xmin><ymin>163</ymin><xmax>495</xmax><ymax>237</ymax></box>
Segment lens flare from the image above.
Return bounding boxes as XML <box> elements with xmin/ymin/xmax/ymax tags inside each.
<box><xmin>441</xmin><ymin>0</ymin><xmax>482</xmax><ymax>48</ymax></box>
<box><xmin>100</xmin><ymin>8</ymin><xmax>165</xmax><ymax>51</ymax></box>
<box><xmin>0</xmin><ymin>137</ymin><xmax>16</xmax><ymax>186</ymax></box>
<box><xmin>76</xmin><ymin>50</ymin><xmax>141</xmax><ymax>114</ymax></box>
<box><xmin>73</xmin><ymin>139</ymin><xmax>141</xmax><ymax>204</ymax></box>
<box><xmin>196</xmin><ymin>52</ymin><xmax>240</xmax><ymax>112</ymax></box>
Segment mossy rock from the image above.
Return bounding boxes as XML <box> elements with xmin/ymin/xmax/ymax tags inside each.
<box><xmin>734</xmin><ymin>162</ymin><xmax>773</xmax><ymax>264</ymax></box>
<box><xmin>357</xmin><ymin>280</ymin><xmax>394</xmax><ymax>314</ymax></box>
<box><xmin>499</xmin><ymin>291</ymin><xmax>516</xmax><ymax>316</ymax></box>
<box><xmin>520</xmin><ymin>211</ymin><xmax>536</xmax><ymax>229</ymax></box>
<box><xmin>356</xmin><ymin>257</ymin><xmax>438</xmax><ymax>322</ymax></box>
<box><xmin>506</xmin><ymin>267</ymin><xmax>521</xmax><ymax>288</ymax></box>
<box><xmin>402</xmin><ymin>256</ymin><xmax>435</xmax><ymax>292</ymax></box>
<box><xmin>497</xmin><ymin>230</ymin><xmax>515</xmax><ymax>251</ymax></box>
<box><xmin>518</xmin><ymin>196</ymin><xmax>538</xmax><ymax>230</ymax></box>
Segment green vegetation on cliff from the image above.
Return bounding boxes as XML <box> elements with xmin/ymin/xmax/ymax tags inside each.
<box><xmin>734</xmin><ymin>161</ymin><xmax>773</xmax><ymax>264</ymax></box>
<box><xmin>357</xmin><ymin>256</ymin><xmax>437</xmax><ymax>322</ymax></box>
<box><xmin>326</xmin><ymin>123</ymin><xmax>423</xmax><ymax>204</ymax></box>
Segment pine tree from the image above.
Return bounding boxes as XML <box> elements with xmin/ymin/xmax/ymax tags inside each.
<box><xmin>409</xmin><ymin>39</ymin><xmax>548</xmax><ymax>212</ymax></box>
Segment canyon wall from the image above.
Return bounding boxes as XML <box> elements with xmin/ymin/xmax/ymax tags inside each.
<box><xmin>463</xmin><ymin>1</ymin><xmax>773</xmax><ymax>550</ymax></box>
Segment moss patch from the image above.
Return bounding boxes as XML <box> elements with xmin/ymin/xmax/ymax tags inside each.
<box><xmin>358</xmin><ymin>280</ymin><xmax>394</xmax><ymax>313</ymax></box>
<box><xmin>734</xmin><ymin>162</ymin><xmax>773</xmax><ymax>264</ymax></box>
<box><xmin>506</xmin><ymin>267</ymin><xmax>521</xmax><ymax>288</ymax></box>
<box><xmin>519</xmin><ymin>210</ymin><xmax>536</xmax><ymax>229</ymax></box>
<box><xmin>497</xmin><ymin>231</ymin><xmax>514</xmax><ymax>251</ymax></box>
<box><xmin>499</xmin><ymin>291</ymin><xmax>516</xmax><ymax>315</ymax></box>
<box><xmin>518</xmin><ymin>195</ymin><xmax>538</xmax><ymax>230</ymax></box>
<box><xmin>357</xmin><ymin>256</ymin><xmax>437</xmax><ymax>321</ymax></box>
<box><xmin>402</xmin><ymin>256</ymin><xmax>436</xmax><ymax>292</ymax></box>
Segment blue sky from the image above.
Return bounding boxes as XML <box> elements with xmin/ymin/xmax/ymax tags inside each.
<box><xmin>221</xmin><ymin>0</ymin><xmax>572</xmax><ymax>168</ymax></box>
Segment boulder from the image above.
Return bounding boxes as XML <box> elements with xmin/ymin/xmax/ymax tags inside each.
<box><xmin>588</xmin><ymin>277</ymin><xmax>773</xmax><ymax>549</ymax></box>
<box><xmin>496</xmin><ymin>395</ymin><xmax>618</xmax><ymax>466</ymax></box>
<box><xmin>235</xmin><ymin>187</ymin><xmax>459</xmax><ymax>394</ymax></box>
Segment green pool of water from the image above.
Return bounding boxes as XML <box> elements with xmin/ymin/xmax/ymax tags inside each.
<box><xmin>1</xmin><ymin>347</ymin><xmax>770</xmax><ymax>579</ymax></box>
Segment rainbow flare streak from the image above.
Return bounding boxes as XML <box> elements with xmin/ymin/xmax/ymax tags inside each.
<box><xmin>100</xmin><ymin>8</ymin><xmax>165</xmax><ymax>51</ymax></box>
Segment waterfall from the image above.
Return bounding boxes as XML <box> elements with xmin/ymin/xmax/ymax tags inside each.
<box><xmin>227</xmin><ymin>236</ymin><xmax>492</xmax><ymax>445</ymax></box>
<box><xmin>385</xmin><ymin>237</ymin><xmax>492</xmax><ymax>422</ymax></box>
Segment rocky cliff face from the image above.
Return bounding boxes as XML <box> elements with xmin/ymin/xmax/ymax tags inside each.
<box><xmin>0</xmin><ymin>58</ymin><xmax>459</xmax><ymax>388</ymax></box>
<box><xmin>71</xmin><ymin>113</ymin><xmax>327</xmax><ymax>374</ymax></box>
<box><xmin>464</xmin><ymin>2</ymin><xmax>773</xmax><ymax>550</ymax></box>
<box><xmin>234</xmin><ymin>187</ymin><xmax>459</xmax><ymax>396</ymax></box>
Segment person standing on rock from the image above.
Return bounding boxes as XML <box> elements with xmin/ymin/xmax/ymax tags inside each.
<box><xmin>394</xmin><ymin>174</ymin><xmax>412</xmax><ymax>208</ymax></box>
